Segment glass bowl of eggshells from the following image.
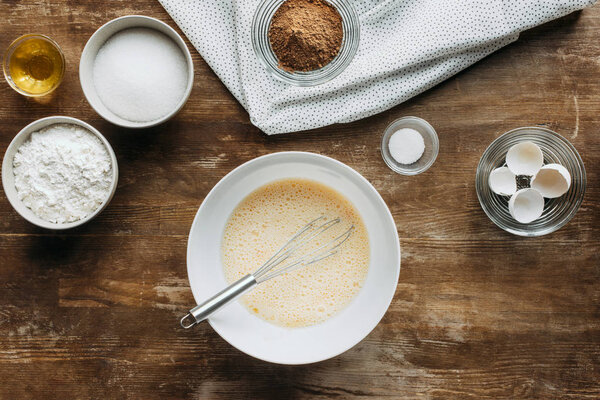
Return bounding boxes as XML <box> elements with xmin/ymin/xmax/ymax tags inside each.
<box><xmin>476</xmin><ymin>127</ymin><xmax>586</xmax><ymax>237</ymax></box>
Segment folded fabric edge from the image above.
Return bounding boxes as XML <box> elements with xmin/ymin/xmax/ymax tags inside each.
<box><xmin>157</xmin><ymin>0</ymin><xmax>249</xmax><ymax>108</ymax></box>
<box><xmin>252</xmin><ymin>34</ymin><xmax>519</xmax><ymax>135</ymax></box>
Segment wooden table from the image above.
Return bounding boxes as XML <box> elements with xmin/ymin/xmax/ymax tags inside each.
<box><xmin>1</xmin><ymin>1</ymin><xmax>599</xmax><ymax>398</ymax></box>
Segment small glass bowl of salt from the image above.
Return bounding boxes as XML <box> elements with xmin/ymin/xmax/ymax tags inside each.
<box><xmin>381</xmin><ymin>116</ymin><xmax>439</xmax><ymax>175</ymax></box>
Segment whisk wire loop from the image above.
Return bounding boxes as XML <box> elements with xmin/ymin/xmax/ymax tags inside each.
<box><xmin>253</xmin><ymin>216</ymin><xmax>326</xmax><ymax>278</ymax></box>
<box><xmin>254</xmin><ymin>216</ymin><xmax>340</xmax><ymax>278</ymax></box>
<box><xmin>257</xmin><ymin>224</ymin><xmax>354</xmax><ymax>283</ymax></box>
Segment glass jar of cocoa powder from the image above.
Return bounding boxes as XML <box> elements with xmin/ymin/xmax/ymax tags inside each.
<box><xmin>252</xmin><ymin>0</ymin><xmax>360</xmax><ymax>86</ymax></box>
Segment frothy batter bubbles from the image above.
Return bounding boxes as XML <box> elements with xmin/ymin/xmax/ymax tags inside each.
<box><xmin>221</xmin><ymin>179</ymin><xmax>370</xmax><ymax>328</ymax></box>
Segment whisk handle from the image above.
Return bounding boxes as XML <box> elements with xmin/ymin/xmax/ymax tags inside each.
<box><xmin>180</xmin><ymin>274</ymin><xmax>257</xmax><ymax>329</ymax></box>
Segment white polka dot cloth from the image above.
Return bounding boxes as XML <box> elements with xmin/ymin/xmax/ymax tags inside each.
<box><xmin>158</xmin><ymin>0</ymin><xmax>595</xmax><ymax>134</ymax></box>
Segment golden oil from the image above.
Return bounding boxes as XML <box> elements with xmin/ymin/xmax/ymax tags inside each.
<box><xmin>3</xmin><ymin>34</ymin><xmax>65</xmax><ymax>96</ymax></box>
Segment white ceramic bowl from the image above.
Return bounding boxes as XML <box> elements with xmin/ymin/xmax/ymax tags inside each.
<box><xmin>1</xmin><ymin>116</ymin><xmax>119</xmax><ymax>230</ymax></box>
<box><xmin>79</xmin><ymin>15</ymin><xmax>194</xmax><ymax>129</ymax></box>
<box><xmin>187</xmin><ymin>152</ymin><xmax>400</xmax><ymax>364</ymax></box>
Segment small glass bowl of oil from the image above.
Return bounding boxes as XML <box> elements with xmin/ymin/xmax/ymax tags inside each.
<box><xmin>3</xmin><ymin>34</ymin><xmax>65</xmax><ymax>97</ymax></box>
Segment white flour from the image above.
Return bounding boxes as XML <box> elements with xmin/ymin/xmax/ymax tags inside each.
<box><xmin>13</xmin><ymin>123</ymin><xmax>113</xmax><ymax>224</ymax></box>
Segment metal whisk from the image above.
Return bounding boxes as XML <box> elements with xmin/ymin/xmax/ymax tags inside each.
<box><xmin>180</xmin><ymin>216</ymin><xmax>354</xmax><ymax>329</ymax></box>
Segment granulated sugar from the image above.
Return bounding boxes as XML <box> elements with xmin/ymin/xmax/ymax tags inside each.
<box><xmin>93</xmin><ymin>28</ymin><xmax>188</xmax><ymax>122</ymax></box>
<box><xmin>13</xmin><ymin>123</ymin><xmax>113</xmax><ymax>224</ymax></box>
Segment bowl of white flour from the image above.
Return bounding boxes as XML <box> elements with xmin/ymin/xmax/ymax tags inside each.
<box><xmin>2</xmin><ymin>116</ymin><xmax>118</xmax><ymax>229</ymax></box>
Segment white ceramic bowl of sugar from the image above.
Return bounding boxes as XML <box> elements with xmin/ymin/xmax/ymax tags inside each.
<box><xmin>79</xmin><ymin>15</ymin><xmax>194</xmax><ymax>129</ymax></box>
<box><xmin>1</xmin><ymin>116</ymin><xmax>119</xmax><ymax>230</ymax></box>
<box><xmin>186</xmin><ymin>152</ymin><xmax>401</xmax><ymax>364</ymax></box>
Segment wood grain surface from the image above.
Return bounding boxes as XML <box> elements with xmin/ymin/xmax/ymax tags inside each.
<box><xmin>1</xmin><ymin>1</ymin><xmax>599</xmax><ymax>399</ymax></box>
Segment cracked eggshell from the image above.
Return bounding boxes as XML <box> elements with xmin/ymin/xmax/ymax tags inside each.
<box><xmin>506</xmin><ymin>141</ymin><xmax>544</xmax><ymax>176</ymax></box>
<box><xmin>531</xmin><ymin>164</ymin><xmax>571</xmax><ymax>198</ymax></box>
<box><xmin>489</xmin><ymin>167</ymin><xmax>517</xmax><ymax>196</ymax></box>
<box><xmin>509</xmin><ymin>188</ymin><xmax>545</xmax><ymax>224</ymax></box>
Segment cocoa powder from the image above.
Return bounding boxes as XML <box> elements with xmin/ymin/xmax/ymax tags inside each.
<box><xmin>268</xmin><ymin>0</ymin><xmax>343</xmax><ymax>72</ymax></box>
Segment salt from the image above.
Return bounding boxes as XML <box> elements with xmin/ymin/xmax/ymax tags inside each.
<box><xmin>93</xmin><ymin>28</ymin><xmax>188</xmax><ymax>122</ymax></box>
<box><xmin>388</xmin><ymin>128</ymin><xmax>425</xmax><ymax>164</ymax></box>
